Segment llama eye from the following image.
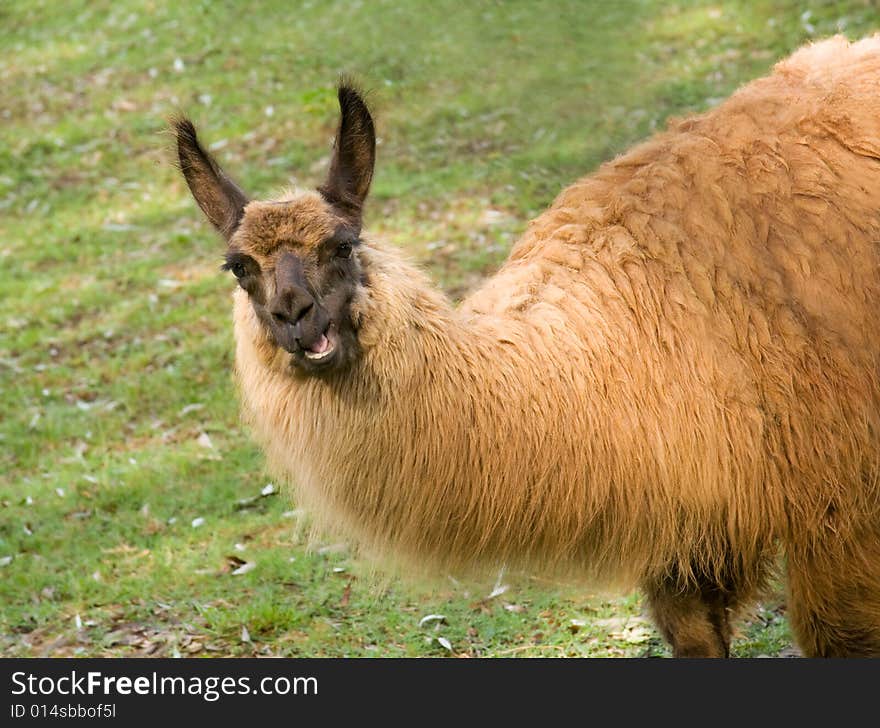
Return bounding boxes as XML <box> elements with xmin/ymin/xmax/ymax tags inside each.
<box><xmin>335</xmin><ymin>242</ymin><xmax>352</xmax><ymax>259</ymax></box>
<box><xmin>222</xmin><ymin>253</ymin><xmax>260</xmax><ymax>282</ymax></box>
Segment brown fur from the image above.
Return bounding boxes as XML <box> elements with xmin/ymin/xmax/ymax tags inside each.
<box><xmin>200</xmin><ymin>37</ymin><xmax>880</xmax><ymax>656</ymax></box>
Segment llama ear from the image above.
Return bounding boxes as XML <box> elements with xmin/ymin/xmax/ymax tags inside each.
<box><xmin>173</xmin><ymin>117</ymin><xmax>249</xmax><ymax>241</ymax></box>
<box><xmin>318</xmin><ymin>85</ymin><xmax>376</xmax><ymax>229</ymax></box>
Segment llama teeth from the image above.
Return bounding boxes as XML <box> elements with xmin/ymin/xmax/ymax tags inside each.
<box><xmin>304</xmin><ymin>334</ymin><xmax>333</xmax><ymax>359</ymax></box>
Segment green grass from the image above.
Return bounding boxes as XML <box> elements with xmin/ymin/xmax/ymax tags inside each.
<box><xmin>2</xmin><ymin>0</ymin><xmax>876</xmax><ymax>657</ymax></box>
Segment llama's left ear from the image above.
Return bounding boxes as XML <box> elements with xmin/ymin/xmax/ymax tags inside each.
<box><xmin>318</xmin><ymin>85</ymin><xmax>376</xmax><ymax>230</ymax></box>
<box><xmin>173</xmin><ymin>117</ymin><xmax>249</xmax><ymax>242</ymax></box>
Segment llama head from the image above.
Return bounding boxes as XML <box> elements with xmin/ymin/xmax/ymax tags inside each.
<box><xmin>174</xmin><ymin>86</ymin><xmax>376</xmax><ymax>376</ymax></box>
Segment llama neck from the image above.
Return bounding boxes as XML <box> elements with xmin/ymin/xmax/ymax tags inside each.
<box><xmin>234</xmin><ymin>239</ymin><xmax>657</xmax><ymax>580</ymax></box>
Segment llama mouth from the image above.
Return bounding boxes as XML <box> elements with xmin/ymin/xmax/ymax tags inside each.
<box><xmin>302</xmin><ymin>329</ymin><xmax>337</xmax><ymax>361</ymax></box>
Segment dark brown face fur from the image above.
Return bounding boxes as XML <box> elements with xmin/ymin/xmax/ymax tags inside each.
<box><xmin>174</xmin><ymin>86</ymin><xmax>376</xmax><ymax>377</ymax></box>
<box><xmin>222</xmin><ymin>197</ymin><xmax>365</xmax><ymax>375</ymax></box>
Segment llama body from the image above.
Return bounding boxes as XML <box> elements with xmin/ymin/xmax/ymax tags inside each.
<box><xmin>178</xmin><ymin>36</ymin><xmax>880</xmax><ymax>656</ymax></box>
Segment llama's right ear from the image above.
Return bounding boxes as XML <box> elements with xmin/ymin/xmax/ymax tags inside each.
<box><xmin>318</xmin><ymin>85</ymin><xmax>376</xmax><ymax>230</ymax></box>
<box><xmin>173</xmin><ymin>117</ymin><xmax>249</xmax><ymax>242</ymax></box>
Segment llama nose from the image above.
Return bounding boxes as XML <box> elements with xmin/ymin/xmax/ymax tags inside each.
<box><xmin>270</xmin><ymin>287</ymin><xmax>314</xmax><ymax>328</ymax></box>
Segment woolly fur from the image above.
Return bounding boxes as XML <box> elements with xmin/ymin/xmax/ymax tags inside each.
<box><xmin>231</xmin><ymin>37</ymin><xmax>880</xmax><ymax>655</ymax></box>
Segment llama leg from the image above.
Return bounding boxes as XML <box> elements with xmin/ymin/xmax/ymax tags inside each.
<box><xmin>786</xmin><ymin>530</ymin><xmax>880</xmax><ymax>657</ymax></box>
<box><xmin>643</xmin><ymin>576</ymin><xmax>735</xmax><ymax>657</ymax></box>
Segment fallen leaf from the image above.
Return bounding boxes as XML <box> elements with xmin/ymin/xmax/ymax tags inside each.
<box><xmin>241</xmin><ymin>625</ymin><xmax>251</xmax><ymax>643</ymax></box>
<box><xmin>469</xmin><ymin>600</ymin><xmax>493</xmax><ymax>615</ymax></box>
<box><xmin>225</xmin><ymin>555</ymin><xmax>247</xmax><ymax>569</ymax></box>
<box><xmin>112</xmin><ymin>98</ymin><xmax>137</xmax><ymax>112</ymax></box>
<box><xmin>235</xmin><ymin>496</ymin><xmax>259</xmax><ymax>509</ymax></box>
<box><xmin>569</xmin><ymin>619</ymin><xmax>587</xmax><ymax>634</ymax></box>
<box><xmin>612</xmin><ymin>625</ymin><xmax>652</xmax><ymax>644</ymax></box>
<box><xmin>594</xmin><ymin>617</ymin><xmax>627</xmax><ymax>631</ymax></box>
<box><xmin>231</xmin><ymin>561</ymin><xmax>256</xmax><ymax>576</ymax></box>
<box><xmin>487</xmin><ymin>569</ymin><xmax>508</xmax><ymax>599</ymax></box>
<box><xmin>437</xmin><ymin>636</ymin><xmax>452</xmax><ymax>651</ymax></box>
<box><xmin>419</xmin><ymin>614</ymin><xmax>447</xmax><ymax>629</ymax></box>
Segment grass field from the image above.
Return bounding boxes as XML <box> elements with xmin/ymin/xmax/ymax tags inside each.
<box><xmin>2</xmin><ymin>1</ymin><xmax>877</xmax><ymax>658</ymax></box>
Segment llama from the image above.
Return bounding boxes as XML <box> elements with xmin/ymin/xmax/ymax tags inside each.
<box><xmin>174</xmin><ymin>36</ymin><xmax>880</xmax><ymax>657</ymax></box>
